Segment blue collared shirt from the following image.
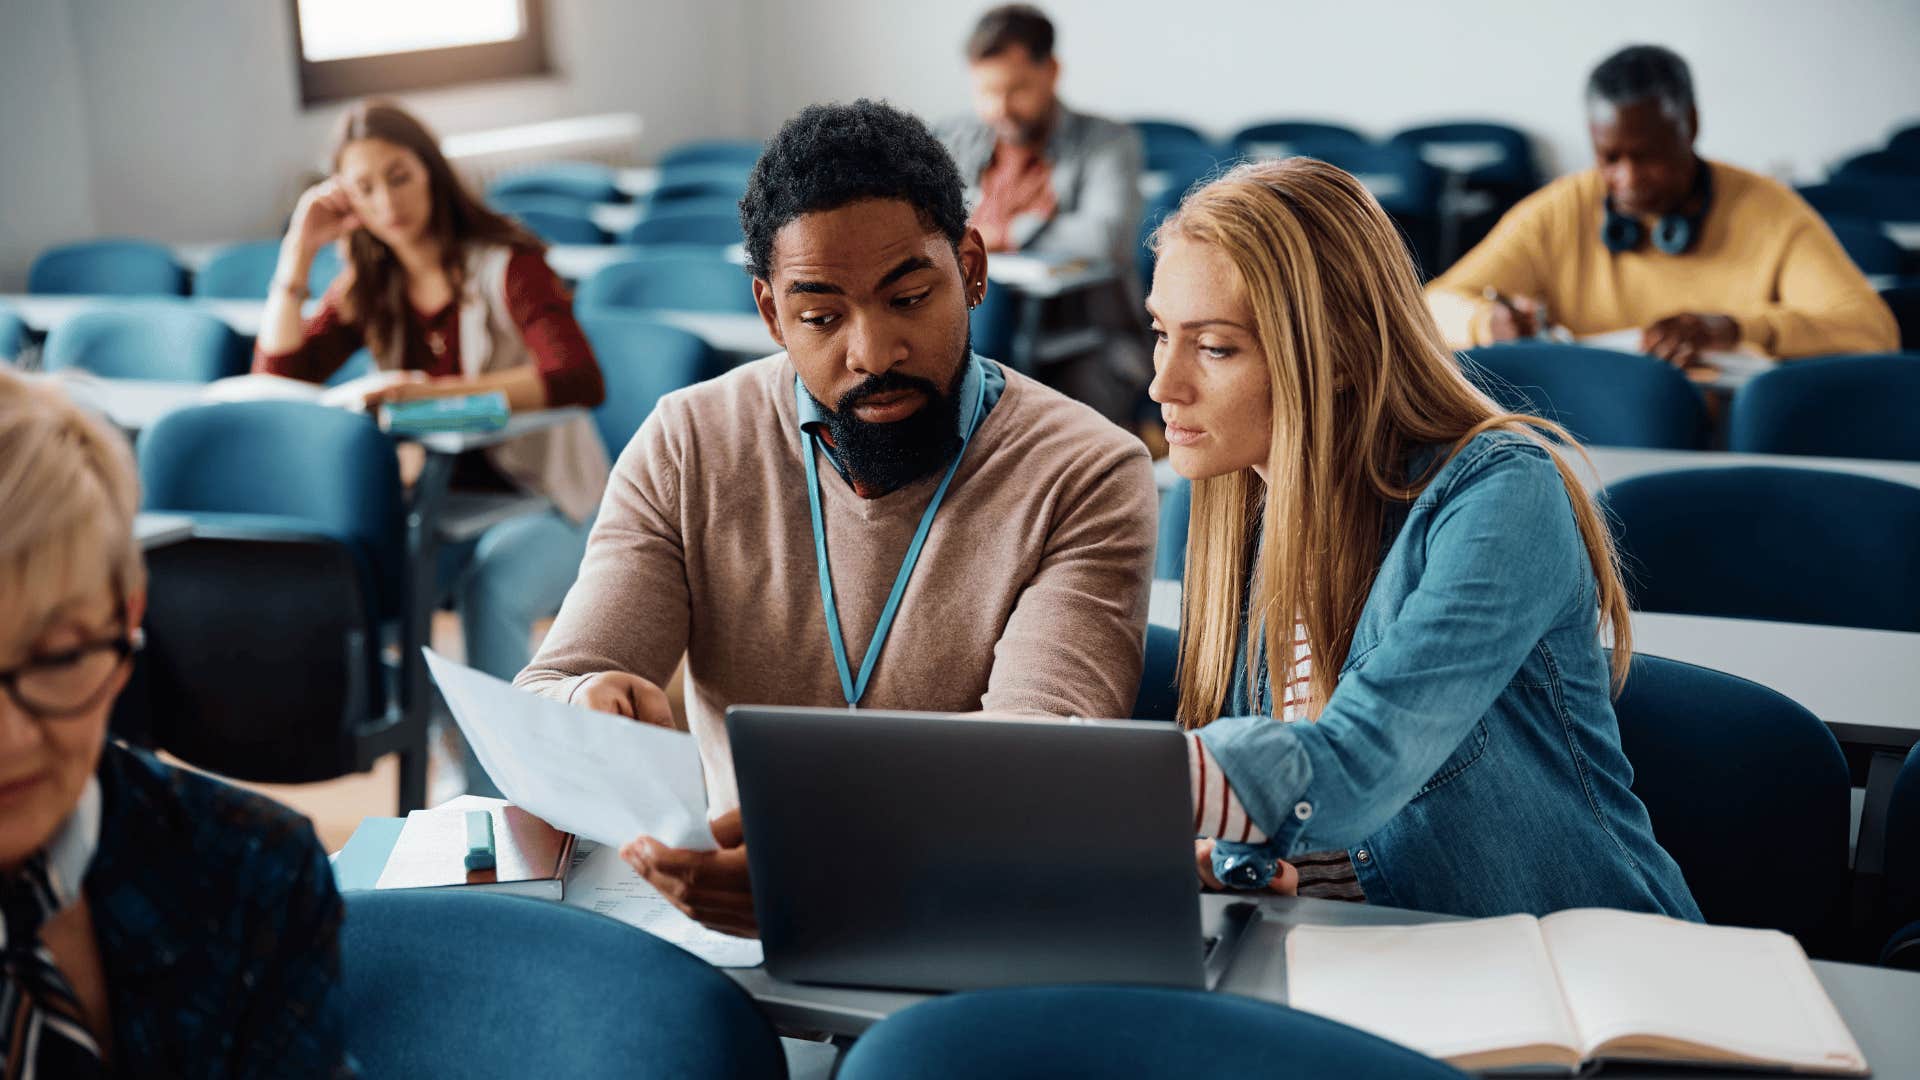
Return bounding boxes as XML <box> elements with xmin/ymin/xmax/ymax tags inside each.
<box><xmin>795</xmin><ymin>353</ymin><xmax>1006</xmax><ymax>493</ymax></box>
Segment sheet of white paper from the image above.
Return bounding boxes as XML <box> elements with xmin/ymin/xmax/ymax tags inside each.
<box><xmin>1575</xmin><ymin>328</ymin><xmax>1776</xmax><ymax>376</ymax></box>
<box><xmin>423</xmin><ymin>649</ymin><xmax>715</xmax><ymax>851</ymax></box>
<box><xmin>563</xmin><ymin>840</ymin><xmax>764</xmax><ymax>968</ymax></box>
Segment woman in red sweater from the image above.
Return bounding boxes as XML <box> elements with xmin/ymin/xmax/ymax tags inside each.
<box><xmin>256</xmin><ymin>99</ymin><xmax>610</xmax><ymax>796</ymax></box>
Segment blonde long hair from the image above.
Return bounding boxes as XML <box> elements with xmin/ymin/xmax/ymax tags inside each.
<box><xmin>1159</xmin><ymin>159</ymin><xmax>1630</xmax><ymax>730</ymax></box>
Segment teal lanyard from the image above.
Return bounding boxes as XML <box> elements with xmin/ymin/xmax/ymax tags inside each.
<box><xmin>798</xmin><ymin>359</ymin><xmax>986</xmax><ymax>707</ymax></box>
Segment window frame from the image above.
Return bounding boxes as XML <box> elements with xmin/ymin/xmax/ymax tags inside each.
<box><xmin>288</xmin><ymin>0</ymin><xmax>552</xmax><ymax>106</ymax></box>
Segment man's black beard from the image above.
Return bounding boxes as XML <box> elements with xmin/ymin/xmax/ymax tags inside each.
<box><xmin>809</xmin><ymin>337</ymin><xmax>971</xmax><ymax>495</ymax></box>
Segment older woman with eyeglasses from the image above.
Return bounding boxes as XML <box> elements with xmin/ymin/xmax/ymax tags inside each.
<box><xmin>0</xmin><ymin>368</ymin><xmax>353</xmax><ymax>1077</ymax></box>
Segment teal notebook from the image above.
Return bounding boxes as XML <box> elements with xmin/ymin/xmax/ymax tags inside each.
<box><xmin>332</xmin><ymin>816</ymin><xmax>404</xmax><ymax>891</ymax></box>
<box><xmin>379</xmin><ymin>392</ymin><xmax>510</xmax><ymax>436</ymax></box>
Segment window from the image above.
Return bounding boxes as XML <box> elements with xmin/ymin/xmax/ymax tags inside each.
<box><xmin>290</xmin><ymin>0</ymin><xmax>550</xmax><ymax>105</ymax></box>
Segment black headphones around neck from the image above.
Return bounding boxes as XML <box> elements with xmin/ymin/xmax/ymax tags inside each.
<box><xmin>1600</xmin><ymin>159</ymin><xmax>1714</xmax><ymax>255</ymax></box>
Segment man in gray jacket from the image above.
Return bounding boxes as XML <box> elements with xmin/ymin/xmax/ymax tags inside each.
<box><xmin>938</xmin><ymin>4</ymin><xmax>1147</xmax><ymax>425</ymax></box>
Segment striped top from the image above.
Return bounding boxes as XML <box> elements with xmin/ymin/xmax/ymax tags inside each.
<box><xmin>1188</xmin><ymin>622</ymin><xmax>1366</xmax><ymax>902</ymax></box>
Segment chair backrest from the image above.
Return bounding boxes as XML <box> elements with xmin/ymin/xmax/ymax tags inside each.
<box><xmin>1885</xmin><ymin>744</ymin><xmax>1920</xmax><ymax>942</ymax></box>
<box><xmin>836</xmin><ymin>986</ymin><xmax>1466</xmax><ymax>1080</ymax></box>
<box><xmin>1133</xmin><ymin>118</ymin><xmax>1210</xmax><ymax>148</ymax></box>
<box><xmin>1389</xmin><ymin>121</ymin><xmax>1538</xmax><ymax>188</ymax></box>
<box><xmin>624</xmin><ymin>208</ymin><xmax>743</xmax><ymax>246</ymax></box>
<box><xmin>1230</xmin><ymin>120</ymin><xmax>1368</xmax><ymax>160</ymax></box>
<box><xmin>658</xmin><ymin>139</ymin><xmax>764</xmax><ymax>170</ymax></box>
<box><xmin>1730</xmin><ymin>352</ymin><xmax>1920</xmax><ymax>461</ymax></box>
<box><xmin>1610</xmin><ymin>653</ymin><xmax>1852</xmax><ymax>943</ymax></box>
<box><xmin>342</xmin><ymin>891</ymin><xmax>787</xmax><ymax>1079</ymax></box>
<box><xmin>1824</xmin><ymin>217</ymin><xmax>1906</xmax><ymax>276</ymax></box>
<box><xmin>1879</xmin><ymin>286</ymin><xmax>1920</xmax><ymax>351</ymax></box>
<box><xmin>576</xmin><ymin>252</ymin><xmax>756</xmax><ymax>314</ymax></box>
<box><xmin>0</xmin><ymin>308</ymin><xmax>24</xmax><ymax>364</ymax></box>
<box><xmin>29</xmin><ymin>239</ymin><xmax>187</xmax><ymax>296</ymax></box>
<box><xmin>192</xmin><ymin>240</ymin><xmax>346</xmax><ymax>299</ymax></box>
<box><xmin>1890</xmin><ymin>125</ymin><xmax>1920</xmax><ymax>163</ymax></box>
<box><xmin>1133</xmin><ymin>623</ymin><xmax>1181</xmax><ymax>722</ymax></box>
<box><xmin>578</xmin><ymin>312</ymin><xmax>724</xmax><ymax>456</ymax></box>
<box><xmin>112</xmin><ymin>529</ymin><xmax>380</xmax><ymax>781</ymax></box>
<box><xmin>1604</xmin><ymin>466</ymin><xmax>1920</xmax><ymax>632</ymax></box>
<box><xmin>1144</xmin><ymin>144</ymin><xmax>1228</xmax><ymax>187</ymax></box>
<box><xmin>1835</xmin><ymin>149</ymin><xmax>1920</xmax><ymax>183</ymax></box>
<box><xmin>487</xmin><ymin>194</ymin><xmax>609</xmax><ymax>245</ymax></box>
<box><xmin>138</xmin><ymin>400</ymin><xmax>408</xmax><ymax>615</ymax></box>
<box><xmin>1155</xmin><ymin>474</ymin><xmax>1190</xmax><ymax>581</ymax></box>
<box><xmin>1463</xmin><ymin>343</ymin><xmax>1705</xmax><ymax>449</ymax></box>
<box><xmin>1305</xmin><ymin>142</ymin><xmax>1442</xmax><ymax>215</ymax></box>
<box><xmin>486</xmin><ymin>161</ymin><xmax>621</xmax><ymax>205</ymax></box>
<box><xmin>42</xmin><ymin>304</ymin><xmax>248</xmax><ymax>382</ymax></box>
<box><xmin>647</xmin><ymin>168</ymin><xmax>749</xmax><ymax>211</ymax></box>
<box><xmin>1799</xmin><ymin>181</ymin><xmax>1920</xmax><ymax>224</ymax></box>
<box><xmin>968</xmin><ymin>277</ymin><xmax>1018</xmax><ymax>366</ymax></box>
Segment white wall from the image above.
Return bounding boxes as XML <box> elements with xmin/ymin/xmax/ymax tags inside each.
<box><xmin>0</xmin><ymin>1</ymin><xmax>99</xmax><ymax>289</ymax></box>
<box><xmin>750</xmin><ymin>0</ymin><xmax>1920</xmax><ymax>182</ymax></box>
<box><xmin>4</xmin><ymin>0</ymin><xmax>1917</xmax><ymax>289</ymax></box>
<box><xmin>0</xmin><ymin>0</ymin><xmax>758</xmax><ymax>287</ymax></box>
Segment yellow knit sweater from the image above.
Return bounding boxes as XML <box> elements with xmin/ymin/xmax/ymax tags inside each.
<box><xmin>1426</xmin><ymin>159</ymin><xmax>1897</xmax><ymax>359</ymax></box>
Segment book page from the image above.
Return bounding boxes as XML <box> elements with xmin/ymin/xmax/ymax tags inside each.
<box><xmin>1541</xmin><ymin>909</ymin><xmax>1865</xmax><ymax>1072</ymax></box>
<box><xmin>562</xmin><ymin>840</ymin><xmax>764</xmax><ymax>968</ymax></box>
<box><xmin>1286</xmin><ymin>916</ymin><xmax>1582</xmax><ymax>1066</ymax></box>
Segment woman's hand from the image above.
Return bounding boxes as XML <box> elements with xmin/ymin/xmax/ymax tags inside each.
<box><xmin>621</xmin><ymin>809</ymin><xmax>757</xmax><ymax>937</ymax></box>
<box><xmin>1194</xmin><ymin>839</ymin><xmax>1299</xmax><ymax>895</ymax></box>
<box><xmin>287</xmin><ymin>178</ymin><xmax>362</xmax><ymax>262</ymax></box>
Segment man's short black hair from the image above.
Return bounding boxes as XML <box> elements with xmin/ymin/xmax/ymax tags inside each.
<box><xmin>966</xmin><ymin>4</ymin><xmax>1055</xmax><ymax>63</ymax></box>
<box><xmin>740</xmin><ymin>99</ymin><xmax>970</xmax><ymax>281</ymax></box>
<box><xmin>1587</xmin><ymin>44</ymin><xmax>1696</xmax><ymax>131</ymax></box>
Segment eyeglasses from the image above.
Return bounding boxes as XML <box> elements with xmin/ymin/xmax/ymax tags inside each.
<box><xmin>0</xmin><ymin>628</ymin><xmax>144</xmax><ymax>720</ymax></box>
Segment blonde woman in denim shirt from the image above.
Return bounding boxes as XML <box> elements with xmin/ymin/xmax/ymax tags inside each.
<box><xmin>1149</xmin><ymin>159</ymin><xmax>1699</xmax><ymax>921</ymax></box>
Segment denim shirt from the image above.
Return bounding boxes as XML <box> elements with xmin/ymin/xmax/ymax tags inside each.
<box><xmin>1205</xmin><ymin>432</ymin><xmax>1702</xmax><ymax>921</ymax></box>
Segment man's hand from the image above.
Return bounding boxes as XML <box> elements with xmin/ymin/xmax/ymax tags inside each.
<box><xmin>1194</xmin><ymin>839</ymin><xmax>1298</xmax><ymax>895</ymax></box>
<box><xmin>1640</xmin><ymin>312</ymin><xmax>1739</xmax><ymax>367</ymax></box>
<box><xmin>572</xmin><ymin>671</ymin><xmax>674</xmax><ymax>729</ymax></box>
<box><xmin>621</xmin><ymin>810</ymin><xmax>757</xmax><ymax>938</ymax></box>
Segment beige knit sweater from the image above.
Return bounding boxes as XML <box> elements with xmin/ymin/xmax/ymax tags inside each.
<box><xmin>516</xmin><ymin>354</ymin><xmax>1158</xmax><ymax>812</ymax></box>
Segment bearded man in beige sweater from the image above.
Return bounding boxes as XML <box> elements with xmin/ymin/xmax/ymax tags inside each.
<box><xmin>515</xmin><ymin>99</ymin><xmax>1157</xmax><ymax>936</ymax></box>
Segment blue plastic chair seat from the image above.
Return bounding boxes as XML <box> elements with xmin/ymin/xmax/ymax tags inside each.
<box><xmin>577</xmin><ymin>312</ymin><xmax>726</xmax><ymax>456</ymax></box>
<box><xmin>576</xmin><ymin>252</ymin><xmax>756</xmax><ymax>314</ymax></box>
<box><xmin>42</xmin><ymin>303</ymin><xmax>248</xmax><ymax>382</ymax></box>
<box><xmin>1390</xmin><ymin>122</ymin><xmax>1538</xmax><ymax>189</ymax></box>
<box><xmin>1463</xmin><ymin>343</ymin><xmax>1705</xmax><ymax>449</ymax></box>
<box><xmin>1230</xmin><ymin>120</ymin><xmax>1368</xmax><ymax>161</ymax></box>
<box><xmin>1730</xmin><ymin>353</ymin><xmax>1920</xmax><ymax>461</ymax></box>
<box><xmin>625</xmin><ymin>208</ymin><xmax>743</xmax><ymax>247</ymax></box>
<box><xmin>193</xmin><ymin>240</ymin><xmax>346</xmax><ymax>299</ymax></box>
<box><xmin>486</xmin><ymin>161</ymin><xmax>621</xmax><ymax>205</ymax></box>
<box><xmin>30</xmin><ymin>239</ymin><xmax>187</xmax><ymax>296</ymax></box>
<box><xmin>659</xmin><ymin>139</ymin><xmax>764</xmax><ymax>170</ymax></box>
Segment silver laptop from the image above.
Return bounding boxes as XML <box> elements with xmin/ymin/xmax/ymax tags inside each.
<box><xmin>728</xmin><ymin>707</ymin><xmax>1253</xmax><ymax>993</ymax></box>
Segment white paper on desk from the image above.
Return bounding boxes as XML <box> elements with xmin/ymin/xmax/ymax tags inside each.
<box><xmin>422</xmin><ymin>649</ymin><xmax>715</xmax><ymax>851</ymax></box>
<box><xmin>563</xmin><ymin>840</ymin><xmax>764</xmax><ymax>967</ymax></box>
<box><xmin>1576</xmin><ymin>328</ymin><xmax>1776</xmax><ymax>376</ymax></box>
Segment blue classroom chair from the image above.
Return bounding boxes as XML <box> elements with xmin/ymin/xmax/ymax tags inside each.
<box><xmin>1799</xmin><ymin>182</ymin><xmax>1920</xmax><ymax>226</ymax></box>
<box><xmin>1826</xmin><ymin>218</ymin><xmax>1907</xmax><ymax>277</ymax></box>
<box><xmin>1882</xmin><ymin>285</ymin><xmax>1920</xmax><ymax>351</ymax></box>
<box><xmin>1229</xmin><ymin>120</ymin><xmax>1367</xmax><ymax>161</ymax></box>
<box><xmin>1132</xmin><ymin>623</ymin><xmax>1181</xmax><ymax>722</ymax></box>
<box><xmin>647</xmin><ymin>168</ymin><xmax>749</xmax><ymax>212</ymax></box>
<box><xmin>487</xmin><ymin>160</ymin><xmax>622</xmax><ymax>205</ymax></box>
<box><xmin>192</xmin><ymin>240</ymin><xmax>345</xmax><ymax>299</ymax></box>
<box><xmin>342</xmin><ymin>892</ymin><xmax>787</xmax><ymax>1079</ymax></box>
<box><xmin>1389</xmin><ymin>121</ymin><xmax>1539</xmax><ymax>190</ymax></box>
<box><xmin>837</xmin><ymin>986</ymin><xmax>1466</xmax><ymax>1080</ymax></box>
<box><xmin>1730</xmin><ymin>353</ymin><xmax>1920</xmax><ymax>462</ymax></box>
<box><xmin>42</xmin><ymin>304</ymin><xmax>248</xmax><ymax>382</ymax></box>
<box><xmin>659</xmin><ymin>139</ymin><xmax>764</xmax><ymax>170</ymax></box>
<box><xmin>29</xmin><ymin>239</ymin><xmax>187</xmax><ymax>296</ymax></box>
<box><xmin>1882</xmin><ymin>744</ymin><xmax>1920</xmax><ymax>969</ymax></box>
<box><xmin>1834</xmin><ymin>150</ymin><xmax>1920</xmax><ymax>183</ymax></box>
<box><xmin>1604</xmin><ymin>466</ymin><xmax>1920</xmax><ymax>633</ymax></box>
<box><xmin>1133</xmin><ymin>119</ymin><xmax>1210</xmax><ymax>150</ymax></box>
<box><xmin>488</xmin><ymin>193</ymin><xmax>609</xmax><ymax>245</ymax></box>
<box><xmin>1154</xmin><ymin>474</ymin><xmax>1190</xmax><ymax>581</ymax></box>
<box><xmin>0</xmin><ymin>308</ymin><xmax>24</xmax><ymax>364</ymax></box>
<box><xmin>576</xmin><ymin>251</ymin><xmax>756</xmax><ymax>314</ymax></box>
<box><xmin>1611</xmin><ymin>653</ymin><xmax>1851</xmax><ymax>947</ymax></box>
<box><xmin>1889</xmin><ymin>125</ymin><xmax>1920</xmax><ymax>163</ymax></box>
<box><xmin>1463</xmin><ymin>343</ymin><xmax>1705</xmax><ymax>449</ymax></box>
<box><xmin>577</xmin><ymin>312</ymin><xmax>724</xmax><ymax>457</ymax></box>
<box><xmin>624</xmin><ymin>208</ymin><xmax>743</xmax><ymax>247</ymax></box>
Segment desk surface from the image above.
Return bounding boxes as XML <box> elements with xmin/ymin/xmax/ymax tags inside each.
<box><xmin>1147</xmin><ymin>581</ymin><xmax>1918</xmax><ymax>747</ymax></box>
<box><xmin>2</xmin><ymin>293</ymin><xmax>306</xmax><ymax>338</ymax></box>
<box><xmin>1578</xmin><ymin>446</ymin><xmax>1920</xmax><ymax>493</ymax></box>
<box><xmin>731</xmin><ymin>892</ymin><xmax>1920</xmax><ymax>1075</ymax></box>
<box><xmin>133</xmin><ymin>512</ymin><xmax>195</xmax><ymax>551</ymax></box>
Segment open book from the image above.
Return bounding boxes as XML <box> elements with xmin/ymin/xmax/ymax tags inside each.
<box><xmin>1286</xmin><ymin>910</ymin><xmax>1866</xmax><ymax>1075</ymax></box>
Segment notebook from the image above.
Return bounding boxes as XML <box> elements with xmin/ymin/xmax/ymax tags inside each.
<box><xmin>373</xmin><ymin>804</ymin><xmax>576</xmax><ymax>901</ymax></box>
<box><xmin>1286</xmin><ymin>909</ymin><xmax>1867</xmax><ymax>1075</ymax></box>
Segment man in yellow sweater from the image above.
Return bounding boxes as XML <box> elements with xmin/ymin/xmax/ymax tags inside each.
<box><xmin>1427</xmin><ymin>45</ymin><xmax>1896</xmax><ymax>364</ymax></box>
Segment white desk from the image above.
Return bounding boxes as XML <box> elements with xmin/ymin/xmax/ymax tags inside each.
<box><xmin>133</xmin><ymin>512</ymin><xmax>195</xmax><ymax>551</ymax></box>
<box><xmin>1577</xmin><ymin>446</ymin><xmax>1920</xmax><ymax>493</ymax></box>
<box><xmin>726</xmin><ymin>892</ymin><xmax>1920</xmax><ymax>1077</ymax></box>
<box><xmin>2</xmin><ymin>293</ymin><xmax>288</xmax><ymax>338</ymax></box>
<box><xmin>1883</xmin><ymin>221</ymin><xmax>1920</xmax><ymax>251</ymax></box>
<box><xmin>650</xmin><ymin>310</ymin><xmax>778</xmax><ymax>358</ymax></box>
